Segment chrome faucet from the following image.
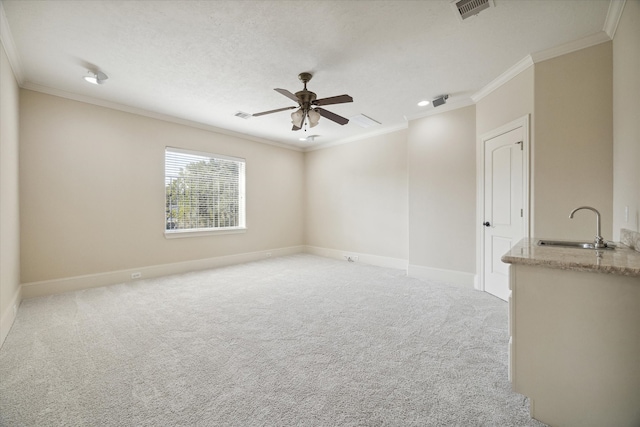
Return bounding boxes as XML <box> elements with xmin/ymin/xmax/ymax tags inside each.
<box><xmin>569</xmin><ymin>206</ymin><xmax>607</xmax><ymax>249</ymax></box>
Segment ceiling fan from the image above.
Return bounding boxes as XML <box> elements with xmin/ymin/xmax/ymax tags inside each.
<box><xmin>252</xmin><ymin>72</ymin><xmax>353</xmax><ymax>131</ymax></box>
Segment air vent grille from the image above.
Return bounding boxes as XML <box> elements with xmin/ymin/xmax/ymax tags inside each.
<box><xmin>350</xmin><ymin>114</ymin><xmax>381</xmax><ymax>128</ymax></box>
<box><xmin>453</xmin><ymin>0</ymin><xmax>493</xmax><ymax>21</ymax></box>
<box><xmin>234</xmin><ymin>111</ymin><xmax>252</xmax><ymax>119</ymax></box>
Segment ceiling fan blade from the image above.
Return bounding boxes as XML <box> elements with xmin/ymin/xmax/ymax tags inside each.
<box><xmin>274</xmin><ymin>88</ymin><xmax>299</xmax><ymax>103</ymax></box>
<box><xmin>313</xmin><ymin>94</ymin><xmax>353</xmax><ymax>106</ymax></box>
<box><xmin>252</xmin><ymin>106</ymin><xmax>296</xmax><ymax>117</ymax></box>
<box><xmin>316</xmin><ymin>107</ymin><xmax>349</xmax><ymax>125</ymax></box>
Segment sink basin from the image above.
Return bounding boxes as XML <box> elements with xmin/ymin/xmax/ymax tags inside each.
<box><xmin>537</xmin><ymin>240</ymin><xmax>615</xmax><ymax>250</ymax></box>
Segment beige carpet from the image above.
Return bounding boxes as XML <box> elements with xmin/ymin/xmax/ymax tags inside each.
<box><xmin>0</xmin><ymin>254</ymin><xmax>546</xmax><ymax>426</ymax></box>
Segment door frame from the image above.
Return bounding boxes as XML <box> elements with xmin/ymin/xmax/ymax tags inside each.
<box><xmin>476</xmin><ymin>115</ymin><xmax>531</xmax><ymax>292</ymax></box>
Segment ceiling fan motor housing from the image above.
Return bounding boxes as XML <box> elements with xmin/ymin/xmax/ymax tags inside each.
<box><xmin>296</xmin><ymin>90</ymin><xmax>317</xmax><ymax>111</ymax></box>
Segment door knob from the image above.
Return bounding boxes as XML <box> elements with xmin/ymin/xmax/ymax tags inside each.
<box><xmin>483</xmin><ymin>221</ymin><xmax>491</xmax><ymax>227</ymax></box>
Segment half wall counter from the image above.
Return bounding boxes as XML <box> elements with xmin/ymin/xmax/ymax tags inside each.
<box><xmin>501</xmin><ymin>237</ymin><xmax>640</xmax><ymax>427</ymax></box>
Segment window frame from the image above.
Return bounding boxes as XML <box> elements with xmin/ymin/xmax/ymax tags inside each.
<box><xmin>164</xmin><ymin>146</ymin><xmax>246</xmax><ymax>238</ymax></box>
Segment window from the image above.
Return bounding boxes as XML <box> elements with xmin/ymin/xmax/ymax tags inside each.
<box><xmin>165</xmin><ymin>147</ymin><xmax>245</xmax><ymax>236</ymax></box>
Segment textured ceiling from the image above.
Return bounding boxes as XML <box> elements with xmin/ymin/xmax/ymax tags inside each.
<box><xmin>1</xmin><ymin>0</ymin><xmax>612</xmax><ymax>149</ymax></box>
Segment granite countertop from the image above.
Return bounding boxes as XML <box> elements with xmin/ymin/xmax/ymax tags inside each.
<box><xmin>501</xmin><ymin>238</ymin><xmax>640</xmax><ymax>277</ymax></box>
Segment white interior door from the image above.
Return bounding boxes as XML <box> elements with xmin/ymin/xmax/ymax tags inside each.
<box><xmin>483</xmin><ymin>127</ymin><xmax>524</xmax><ymax>301</ymax></box>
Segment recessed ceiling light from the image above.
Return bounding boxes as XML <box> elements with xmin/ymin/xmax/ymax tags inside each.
<box><xmin>83</xmin><ymin>70</ymin><xmax>108</xmax><ymax>85</ymax></box>
<box><xmin>84</xmin><ymin>76</ymin><xmax>98</xmax><ymax>84</ymax></box>
<box><xmin>417</xmin><ymin>100</ymin><xmax>430</xmax><ymax>107</ymax></box>
<box><xmin>300</xmin><ymin>135</ymin><xmax>319</xmax><ymax>142</ymax></box>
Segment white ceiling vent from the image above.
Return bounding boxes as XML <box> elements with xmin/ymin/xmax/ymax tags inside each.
<box><xmin>451</xmin><ymin>0</ymin><xmax>494</xmax><ymax>22</ymax></box>
<box><xmin>234</xmin><ymin>111</ymin><xmax>252</xmax><ymax>119</ymax></box>
<box><xmin>350</xmin><ymin>114</ymin><xmax>381</xmax><ymax>128</ymax></box>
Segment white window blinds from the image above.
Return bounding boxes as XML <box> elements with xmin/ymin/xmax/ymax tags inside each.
<box><xmin>165</xmin><ymin>147</ymin><xmax>245</xmax><ymax>233</ymax></box>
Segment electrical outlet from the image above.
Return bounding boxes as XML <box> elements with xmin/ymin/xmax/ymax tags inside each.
<box><xmin>131</xmin><ymin>272</ymin><xmax>142</xmax><ymax>279</ymax></box>
<box><xmin>266</xmin><ymin>252</ymin><xmax>272</xmax><ymax>257</ymax></box>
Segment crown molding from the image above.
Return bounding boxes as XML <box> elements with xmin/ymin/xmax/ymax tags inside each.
<box><xmin>0</xmin><ymin>1</ymin><xmax>24</xmax><ymax>85</ymax></box>
<box><xmin>530</xmin><ymin>30</ymin><xmax>612</xmax><ymax>63</ymax></box>
<box><xmin>305</xmin><ymin>122</ymin><xmax>408</xmax><ymax>152</ymax></box>
<box><xmin>21</xmin><ymin>82</ymin><xmax>303</xmax><ymax>152</ymax></box>
<box><xmin>471</xmin><ymin>55</ymin><xmax>534</xmax><ymax>103</ymax></box>
<box><xmin>23</xmin><ymin>80</ymin><xmax>410</xmax><ymax>154</ymax></box>
<box><xmin>604</xmin><ymin>0</ymin><xmax>626</xmax><ymax>39</ymax></box>
<box><xmin>472</xmin><ymin>25</ymin><xmax>615</xmax><ymax>104</ymax></box>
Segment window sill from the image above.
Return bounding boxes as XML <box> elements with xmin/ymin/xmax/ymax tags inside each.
<box><xmin>164</xmin><ymin>227</ymin><xmax>247</xmax><ymax>239</ymax></box>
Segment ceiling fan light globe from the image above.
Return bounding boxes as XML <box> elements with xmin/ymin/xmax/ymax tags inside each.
<box><xmin>291</xmin><ymin>109</ymin><xmax>304</xmax><ymax>128</ymax></box>
<box><xmin>308</xmin><ymin>109</ymin><xmax>321</xmax><ymax>127</ymax></box>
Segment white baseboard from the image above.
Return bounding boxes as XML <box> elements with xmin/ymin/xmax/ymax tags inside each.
<box><xmin>19</xmin><ymin>247</ymin><xmax>474</xmax><ymax>301</ymax></box>
<box><xmin>474</xmin><ymin>275</ymin><xmax>482</xmax><ymax>291</ymax></box>
<box><xmin>21</xmin><ymin>246</ymin><xmax>305</xmax><ymax>299</ymax></box>
<box><xmin>303</xmin><ymin>246</ymin><xmax>408</xmax><ymax>270</ymax></box>
<box><xmin>408</xmin><ymin>264</ymin><xmax>476</xmax><ymax>288</ymax></box>
<box><xmin>0</xmin><ymin>285</ymin><xmax>22</xmax><ymax>348</ymax></box>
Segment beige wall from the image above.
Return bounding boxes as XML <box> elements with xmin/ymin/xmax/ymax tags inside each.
<box><xmin>476</xmin><ymin>43</ymin><xmax>615</xmax><ymax>242</ymax></box>
<box><xmin>476</xmin><ymin>66</ymin><xmax>534</xmax><ymax>137</ymax></box>
<box><xmin>534</xmin><ymin>42</ymin><xmax>613</xmax><ymax>240</ymax></box>
<box><xmin>19</xmin><ymin>90</ymin><xmax>304</xmax><ymax>284</ymax></box>
<box><xmin>304</xmin><ymin>131</ymin><xmax>408</xmax><ymax>261</ymax></box>
<box><xmin>408</xmin><ymin>105</ymin><xmax>476</xmax><ymax>274</ymax></box>
<box><xmin>0</xmin><ymin>42</ymin><xmax>21</xmax><ymax>343</ymax></box>
<box><xmin>8</xmin><ymin>26</ymin><xmax>628</xmax><ymax>300</ymax></box>
<box><xmin>613</xmin><ymin>0</ymin><xmax>640</xmax><ymax>239</ymax></box>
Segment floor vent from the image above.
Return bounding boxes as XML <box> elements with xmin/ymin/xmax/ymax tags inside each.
<box><xmin>452</xmin><ymin>0</ymin><xmax>494</xmax><ymax>21</ymax></box>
